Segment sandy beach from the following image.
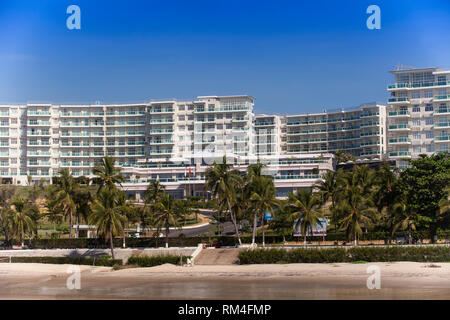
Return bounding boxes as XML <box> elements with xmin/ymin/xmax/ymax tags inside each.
<box><xmin>0</xmin><ymin>262</ymin><xmax>449</xmax><ymax>300</ymax></box>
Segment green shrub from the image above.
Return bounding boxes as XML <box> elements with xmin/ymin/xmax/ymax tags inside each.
<box><xmin>238</xmin><ymin>246</ymin><xmax>450</xmax><ymax>264</ymax></box>
<box><xmin>127</xmin><ymin>255</ymin><xmax>191</xmax><ymax>267</ymax></box>
<box><xmin>10</xmin><ymin>256</ymin><xmax>123</xmax><ymax>266</ymax></box>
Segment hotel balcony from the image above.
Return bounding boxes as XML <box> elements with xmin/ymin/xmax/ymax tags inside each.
<box><xmin>27</xmin><ymin>142</ymin><xmax>50</xmax><ymax>147</ymax></box>
<box><xmin>255</xmin><ymin>121</ymin><xmax>275</xmax><ymax>127</ymax></box>
<box><xmin>60</xmin><ymin>142</ymin><xmax>91</xmax><ymax>148</ymax></box>
<box><xmin>27</xmin><ymin>131</ymin><xmax>51</xmax><ymax>137</ymax></box>
<box><xmin>150</xmin><ymin>150</ymin><xmax>173</xmax><ymax>156</ymax></box>
<box><xmin>60</xmin><ymin>112</ymin><xmax>91</xmax><ymax>117</ymax></box>
<box><xmin>149</xmin><ymin>139</ymin><xmax>174</xmax><ymax>145</ymax></box>
<box><xmin>106</xmin><ymin>121</ymin><xmax>145</xmax><ymax>127</ymax></box>
<box><xmin>28</xmin><ymin>111</ymin><xmax>51</xmax><ymax>116</ymax></box>
<box><xmin>435</xmin><ymin>136</ymin><xmax>450</xmax><ymax>143</ymax></box>
<box><xmin>434</xmin><ymin>108</ymin><xmax>450</xmax><ymax>115</ymax></box>
<box><xmin>388</xmin><ymin>124</ymin><xmax>411</xmax><ymax>131</ymax></box>
<box><xmin>106</xmin><ymin>111</ymin><xmax>146</xmax><ymax>117</ymax></box>
<box><xmin>27</xmin><ymin>151</ymin><xmax>51</xmax><ymax>157</ymax></box>
<box><xmin>389</xmin><ymin>151</ymin><xmax>411</xmax><ymax>158</ymax></box>
<box><xmin>274</xmin><ymin>174</ymin><xmax>320</xmax><ymax>181</ymax></box>
<box><xmin>194</xmin><ymin>107</ymin><xmax>250</xmax><ymax>113</ymax></box>
<box><xmin>150</xmin><ymin>129</ymin><xmax>173</xmax><ymax>134</ymax></box>
<box><xmin>388</xmin><ymin>81</ymin><xmax>450</xmax><ymax>91</ymax></box>
<box><xmin>27</xmin><ymin>161</ymin><xmax>51</xmax><ymax>167</ymax></box>
<box><xmin>434</xmin><ymin>95</ymin><xmax>450</xmax><ymax>102</ymax></box>
<box><xmin>150</xmin><ymin>108</ymin><xmax>174</xmax><ymax>114</ymax></box>
<box><xmin>360</xmin><ymin>111</ymin><xmax>379</xmax><ymax>118</ymax></box>
<box><xmin>388</xmin><ymin>97</ymin><xmax>410</xmax><ymax>104</ymax></box>
<box><xmin>388</xmin><ymin>111</ymin><xmax>410</xmax><ymax>117</ymax></box>
<box><xmin>435</xmin><ymin>122</ymin><xmax>450</xmax><ymax>128</ymax></box>
<box><xmin>150</xmin><ymin>119</ymin><xmax>174</xmax><ymax>124</ymax></box>
<box><xmin>389</xmin><ymin>138</ymin><xmax>411</xmax><ymax>145</ymax></box>
<box><xmin>28</xmin><ymin>121</ymin><xmax>51</xmax><ymax>127</ymax></box>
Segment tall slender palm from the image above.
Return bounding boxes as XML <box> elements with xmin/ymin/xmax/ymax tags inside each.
<box><xmin>205</xmin><ymin>156</ymin><xmax>244</xmax><ymax>245</ymax></box>
<box><xmin>153</xmin><ymin>194</ymin><xmax>181</xmax><ymax>248</ymax></box>
<box><xmin>93</xmin><ymin>156</ymin><xmax>125</xmax><ymax>194</ymax></box>
<box><xmin>288</xmin><ymin>189</ymin><xmax>324</xmax><ymax>245</ymax></box>
<box><xmin>54</xmin><ymin>169</ymin><xmax>78</xmax><ymax>238</ymax></box>
<box><xmin>336</xmin><ymin>183</ymin><xmax>378</xmax><ymax>246</ymax></box>
<box><xmin>250</xmin><ymin>176</ymin><xmax>278</xmax><ymax>246</ymax></box>
<box><xmin>9</xmin><ymin>197</ymin><xmax>37</xmax><ymax>247</ymax></box>
<box><xmin>89</xmin><ymin>189</ymin><xmax>126</xmax><ymax>259</ymax></box>
<box><xmin>315</xmin><ymin>170</ymin><xmax>342</xmax><ymax>233</ymax></box>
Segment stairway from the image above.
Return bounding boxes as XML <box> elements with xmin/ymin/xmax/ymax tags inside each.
<box><xmin>194</xmin><ymin>248</ymin><xmax>241</xmax><ymax>265</ymax></box>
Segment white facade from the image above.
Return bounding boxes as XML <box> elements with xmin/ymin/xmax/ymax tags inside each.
<box><xmin>387</xmin><ymin>67</ymin><xmax>450</xmax><ymax>168</ymax></box>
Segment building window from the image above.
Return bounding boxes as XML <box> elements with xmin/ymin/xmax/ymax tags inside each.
<box><xmin>413</xmin><ymin>132</ymin><xmax>421</xmax><ymax>140</ymax></box>
<box><xmin>425</xmin><ymin>131</ymin><xmax>434</xmax><ymax>139</ymax></box>
<box><xmin>424</xmin><ymin>90</ymin><xmax>433</xmax><ymax>98</ymax></box>
<box><xmin>425</xmin><ymin>118</ymin><xmax>434</xmax><ymax>125</ymax></box>
<box><xmin>413</xmin><ymin>146</ymin><xmax>422</xmax><ymax>153</ymax></box>
<box><xmin>425</xmin><ymin>104</ymin><xmax>434</xmax><ymax>112</ymax></box>
<box><xmin>411</xmin><ymin>91</ymin><xmax>420</xmax><ymax>99</ymax></box>
<box><xmin>412</xmin><ymin>105</ymin><xmax>420</xmax><ymax>112</ymax></box>
<box><xmin>426</xmin><ymin>145</ymin><xmax>435</xmax><ymax>153</ymax></box>
<box><xmin>413</xmin><ymin>119</ymin><xmax>421</xmax><ymax>127</ymax></box>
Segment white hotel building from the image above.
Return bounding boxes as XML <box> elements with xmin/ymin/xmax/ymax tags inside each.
<box><xmin>0</xmin><ymin>95</ymin><xmax>389</xmax><ymax>199</ymax></box>
<box><xmin>387</xmin><ymin>67</ymin><xmax>450</xmax><ymax>168</ymax></box>
<box><xmin>8</xmin><ymin>66</ymin><xmax>450</xmax><ymax>197</ymax></box>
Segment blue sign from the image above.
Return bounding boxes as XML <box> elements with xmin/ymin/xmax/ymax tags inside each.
<box><xmin>265</xmin><ymin>209</ymin><xmax>274</xmax><ymax>221</ymax></box>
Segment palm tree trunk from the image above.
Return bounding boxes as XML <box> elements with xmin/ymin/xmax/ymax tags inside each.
<box><xmin>165</xmin><ymin>223</ymin><xmax>169</xmax><ymax>248</ymax></box>
<box><xmin>227</xmin><ymin>198</ymin><xmax>242</xmax><ymax>245</ymax></box>
<box><xmin>261</xmin><ymin>214</ymin><xmax>265</xmax><ymax>247</ymax></box>
<box><xmin>76</xmin><ymin>214</ymin><xmax>79</xmax><ymax>239</ymax></box>
<box><xmin>354</xmin><ymin>229</ymin><xmax>357</xmax><ymax>246</ymax></box>
<box><xmin>69</xmin><ymin>209</ymin><xmax>73</xmax><ymax>239</ymax></box>
<box><xmin>251</xmin><ymin>212</ymin><xmax>257</xmax><ymax>245</ymax></box>
<box><xmin>122</xmin><ymin>222</ymin><xmax>126</xmax><ymax>248</ymax></box>
<box><xmin>109</xmin><ymin>225</ymin><xmax>115</xmax><ymax>260</ymax></box>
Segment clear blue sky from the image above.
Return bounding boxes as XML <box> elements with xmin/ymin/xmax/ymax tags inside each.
<box><xmin>1</xmin><ymin>0</ymin><xmax>449</xmax><ymax>114</ymax></box>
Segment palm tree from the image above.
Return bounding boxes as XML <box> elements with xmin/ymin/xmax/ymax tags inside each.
<box><xmin>336</xmin><ymin>184</ymin><xmax>378</xmax><ymax>246</ymax></box>
<box><xmin>152</xmin><ymin>194</ymin><xmax>181</xmax><ymax>248</ymax></box>
<box><xmin>144</xmin><ymin>180</ymin><xmax>166</xmax><ymax>204</ymax></box>
<box><xmin>288</xmin><ymin>189</ymin><xmax>324</xmax><ymax>245</ymax></box>
<box><xmin>73</xmin><ymin>187</ymin><xmax>92</xmax><ymax>238</ymax></box>
<box><xmin>9</xmin><ymin>197</ymin><xmax>37</xmax><ymax>247</ymax></box>
<box><xmin>250</xmin><ymin>176</ymin><xmax>278</xmax><ymax>246</ymax></box>
<box><xmin>205</xmin><ymin>156</ymin><xmax>244</xmax><ymax>245</ymax></box>
<box><xmin>93</xmin><ymin>156</ymin><xmax>125</xmax><ymax>194</ymax></box>
<box><xmin>315</xmin><ymin>170</ymin><xmax>342</xmax><ymax>233</ymax></box>
<box><xmin>89</xmin><ymin>189</ymin><xmax>126</xmax><ymax>259</ymax></box>
<box><xmin>391</xmin><ymin>200</ymin><xmax>420</xmax><ymax>237</ymax></box>
<box><xmin>54</xmin><ymin>169</ymin><xmax>78</xmax><ymax>238</ymax></box>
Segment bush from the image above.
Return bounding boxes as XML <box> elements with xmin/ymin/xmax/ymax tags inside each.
<box><xmin>127</xmin><ymin>255</ymin><xmax>191</xmax><ymax>267</ymax></box>
<box><xmin>238</xmin><ymin>246</ymin><xmax>450</xmax><ymax>264</ymax></box>
<box><xmin>10</xmin><ymin>256</ymin><xmax>123</xmax><ymax>266</ymax></box>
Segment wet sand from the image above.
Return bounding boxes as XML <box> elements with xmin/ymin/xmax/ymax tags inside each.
<box><xmin>0</xmin><ymin>262</ymin><xmax>449</xmax><ymax>300</ymax></box>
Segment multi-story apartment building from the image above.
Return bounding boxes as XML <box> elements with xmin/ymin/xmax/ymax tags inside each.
<box><xmin>257</xmin><ymin>103</ymin><xmax>387</xmax><ymax>160</ymax></box>
<box><xmin>0</xmin><ymin>95</ymin><xmax>391</xmax><ymax>199</ymax></box>
<box><xmin>387</xmin><ymin>67</ymin><xmax>450</xmax><ymax>168</ymax></box>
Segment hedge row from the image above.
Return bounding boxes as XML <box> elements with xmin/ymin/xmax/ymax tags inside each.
<box><xmin>238</xmin><ymin>246</ymin><xmax>450</xmax><ymax>264</ymax></box>
<box><xmin>10</xmin><ymin>256</ymin><xmax>123</xmax><ymax>266</ymax></box>
<box><xmin>127</xmin><ymin>255</ymin><xmax>191</xmax><ymax>267</ymax></box>
<box><xmin>4</xmin><ymin>230</ymin><xmax>450</xmax><ymax>249</ymax></box>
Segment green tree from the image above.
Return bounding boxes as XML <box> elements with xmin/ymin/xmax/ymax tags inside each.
<box><xmin>397</xmin><ymin>153</ymin><xmax>450</xmax><ymax>242</ymax></box>
<box><xmin>250</xmin><ymin>176</ymin><xmax>278</xmax><ymax>246</ymax></box>
<box><xmin>205</xmin><ymin>156</ymin><xmax>244</xmax><ymax>245</ymax></box>
<box><xmin>152</xmin><ymin>194</ymin><xmax>181</xmax><ymax>248</ymax></box>
<box><xmin>270</xmin><ymin>201</ymin><xmax>293</xmax><ymax>243</ymax></box>
<box><xmin>0</xmin><ymin>185</ymin><xmax>16</xmax><ymax>246</ymax></box>
<box><xmin>89</xmin><ymin>189</ymin><xmax>126</xmax><ymax>259</ymax></box>
<box><xmin>288</xmin><ymin>189</ymin><xmax>324</xmax><ymax>245</ymax></box>
<box><xmin>144</xmin><ymin>180</ymin><xmax>166</xmax><ymax>204</ymax></box>
<box><xmin>93</xmin><ymin>156</ymin><xmax>125</xmax><ymax>194</ymax></box>
<box><xmin>9</xmin><ymin>197</ymin><xmax>38</xmax><ymax>247</ymax></box>
<box><xmin>54</xmin><ymin>169</ymin><xmax>78</xmax><ymax>238</ymax></box>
